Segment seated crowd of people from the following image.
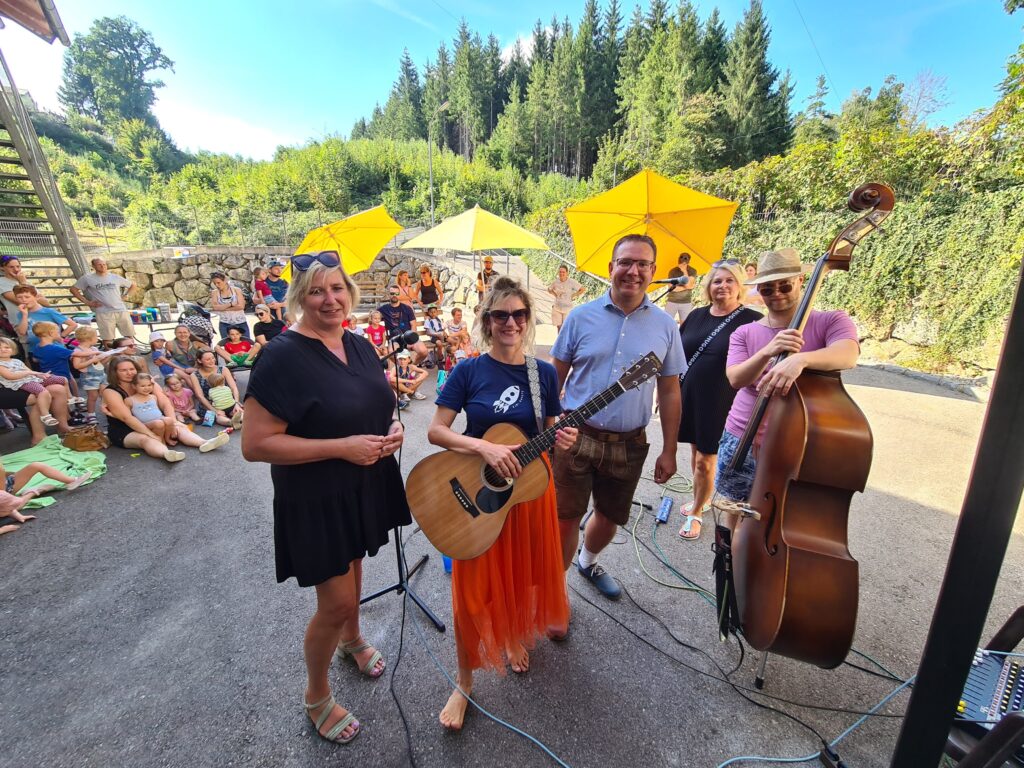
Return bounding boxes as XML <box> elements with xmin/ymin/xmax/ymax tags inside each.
<box><xmin>0</xmin><ymin>255</ymin><xmax>483</xmax><ymax>535</ymax></box>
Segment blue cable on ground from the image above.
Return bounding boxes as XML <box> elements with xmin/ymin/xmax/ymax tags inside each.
<box><xmin>716</xmin><ymin>675</ymin><xmax>917</xmax><ymax>768</ymax></box>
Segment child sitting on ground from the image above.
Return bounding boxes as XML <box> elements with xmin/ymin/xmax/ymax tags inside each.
<box><xmin>32</xmin><ymin>321</ymin><xmax>84</xmax><ymax>401</ymax></box>
<box><xmin>125</xmin><ymin>373</ymin><xmax>174</xmax><ymax>434</ymax></box>
<box><xmin>71</xmin><ymin>327</ymin><xmax>116</xmax><ymax>420</ymax></box>
<box><xmin>0</xmin><ymin>336</ymin><xmax>67</xmax><ymax>426</ymax></box>
<box><xmin>215</xmin><ymin>327</ymin><xmax>261</xmax><ymax>368</ymax></box>
<box><xmin>207</xmin><ymin>373</ymin><xmax>242</xmax><ymax>428</ymax></box>
<box><xmin>164</xmin><ymin>374</ymin><xmax>200</xmax><ymax>423</ymax></box>
<box><xmin>394</xmin><ymin>350</ymin><xmax>429</xmax><ymax>403</ymax></box>
<box><xmin>365</xmin><ymin>310</ymin><xmax>388</xmax><ymax>357</ymax></box>
<box><xmin>149</xmin><ymin>332</ymin><xmax>176</xmax><ymax>378</ymax></box>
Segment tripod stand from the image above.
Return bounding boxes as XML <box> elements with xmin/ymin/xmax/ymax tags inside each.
<box><xmin>361</xmin><ymin>525</ymin><xmax>445</xmax><ymax>631</ymax></box>
<box><xmin>360</xmin><ymin>329</ymin><xmax>445</xmax><ymax>632</ymax></box>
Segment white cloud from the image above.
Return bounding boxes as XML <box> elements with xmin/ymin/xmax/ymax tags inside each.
<box><xmin>0</xmin><ymin>24</ymin><xmax>65</xmax><ymax>112</ymax></box>
<box><xmin>151</xmin><ymin>94</ymin><xmax>306</xmax><ymax>160</ymax></box>
<box><xmin>366</xmin><ymin>0</ymin><xmax>440</xmax><ymax>32</ymax></box>
<box><xmin>501</xmin><ymin>32</ymin><xmax>533</xmax><ymax>64</ymax></box>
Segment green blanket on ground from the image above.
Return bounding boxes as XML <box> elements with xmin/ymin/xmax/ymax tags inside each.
<box><xmin>2</xmin><ymin>435</ymin><xmax>106</xmax><ymax>509</ymax></box>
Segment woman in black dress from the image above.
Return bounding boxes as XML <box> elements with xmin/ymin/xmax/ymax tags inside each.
<box><xmin>677</xmin><ymin>260</ymin><xmax>761</xmax><ymax>541</ymax></box>
<box><xmin>242</xmin><ymin>251</ymin><xmax>409</xmax><ymax>746</ymax></box>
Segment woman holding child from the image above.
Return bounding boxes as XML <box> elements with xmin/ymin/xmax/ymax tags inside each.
<box><xmin>101</xmin><ymin>356</ymin><xmax>229</xmax><ymax>462</ymax></box>
<box><xmin>242</xmin><ymin>250</ymin><xmax>409</xmax><ymax>747</ymax></box>
<box><xmin>427</xmin><ymin>276</ymin><xmax>575</xmax><ymax>731</ymax></box>
<box><xmin>189</xmin><ymin>349</ymin><xmax>243</xmax><ymax>427</ymax></box>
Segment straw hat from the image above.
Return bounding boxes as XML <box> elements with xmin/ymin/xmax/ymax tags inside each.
<box><xmin>744</xmin><ymin>248</ymin><xmax>813</xmax><ymax>285</ymax></box>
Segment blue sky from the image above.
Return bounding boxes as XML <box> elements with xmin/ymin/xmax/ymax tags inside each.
<box><xmin>1</xmin><ymin>0</ymin><xmax>1020</xmax><ymax>160</ymax></box>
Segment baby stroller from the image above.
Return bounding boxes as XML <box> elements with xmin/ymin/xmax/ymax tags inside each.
<box><xmin>177</xmin><ymin>302</ymin><xmax>215</xmax><ymax>346</ymax></box>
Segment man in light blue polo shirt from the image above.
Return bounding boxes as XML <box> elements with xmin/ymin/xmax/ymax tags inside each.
<box><xmin>551</xmin><ymin>234</ymin><xmax>686</xmax><ymax>601</ymax></box>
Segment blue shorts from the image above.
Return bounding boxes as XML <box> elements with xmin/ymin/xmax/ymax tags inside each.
<box><xmin>5</xmin><ymin>473</ymin><xmax>15</xmax><ymax>493</ymax></box>
<box><xmin>79</xmin><ymin>367</ymin><xmax>105</xmax><ymax>391</ymax></box>
<box><xmin>715</xmin><ymin>430</ymin><xmax>758</xmax><ymax>502</ymax></box>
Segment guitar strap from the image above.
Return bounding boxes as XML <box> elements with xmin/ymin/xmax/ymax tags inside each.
<box><xmin>525</xmin><ymin>355</ymin><xmax>543</xmax><ymax>435</ymax></box>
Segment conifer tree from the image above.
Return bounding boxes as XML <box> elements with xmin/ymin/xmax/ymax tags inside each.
<box><xmin>376</xmin><ymin>49</ymin><xmax>425</xmax><ymax>141</ymax></box>
<box><xmin>505</xmin><ymin>39</ymin><xmax>530</xmax><ymax>102</ymax></box>
<box><xmin>531</xmin><ymin>19</ymin><xmax>550</xmax><ymax>64</ymax></box>
<box><xmin>483</xmin><ymin>34</ymin><xmax>504</xmax><ymax>137</ymax></box>
<box><xmin>616</xmin><ymin>5</ymin><xmax>653</xmax><ymax>123</ymax></box>
<box><xmin>794</xmin><ymin>74</ymin><xmax>837</xmax><ymax>144</ymax></box>
<box><xmin>450</xmin><ymin>22</ymin><xmax>487</xmax><ymax>157</ymax></box>
<box><xmin>720</xmin><ymin>0</ymin><xmax>791</xmax><ymax>166</ymax></box>
<box><xmin>423</xmin><ymin>43</ymin><xmax>454</xmax><ymax>150</ymax></box>
<box><xmin>692</xmin><ymin>7</ymin><xmax>728</xmax><ymax>94</ymax></box>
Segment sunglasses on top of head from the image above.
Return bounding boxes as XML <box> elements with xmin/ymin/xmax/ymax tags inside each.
<box><xmin>292</xmin><ymin>251</ymin><xmax>341</xmax><ymax>272</ymax></box>
<box><xmin>486</xmin><ymin>308</ymin><xmax>530</xmax><ymax>325</ymax></box>
<box><xmin>757</xmin><ymin>280</ymin><xmax>796</xmax><ymax>297</ymax></box>
<box><xmin>712</xmin><ymin>258</ymin><xmax>740</xmax><ymax>267</ymax></box>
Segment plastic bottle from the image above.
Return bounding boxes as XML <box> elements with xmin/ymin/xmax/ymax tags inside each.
<box><xmin>442</xmin><ymin>554</ymin><xmax>453</xmax><ymax>574</ymax></box>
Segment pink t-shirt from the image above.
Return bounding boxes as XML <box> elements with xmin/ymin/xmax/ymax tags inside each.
<box><xmin>167</xmin><ymin>387</ymin><xmax>195</xmax><ymax>414</ymax></box>
<box><xmin>723</xmin><ymin>309</ymin><xmax>859</xmax><ymax>439</ymax></box>
<box><xmin>366</xmin><ymin>324</ymin><xmax>386</xmax><ymax>346</ymax></box>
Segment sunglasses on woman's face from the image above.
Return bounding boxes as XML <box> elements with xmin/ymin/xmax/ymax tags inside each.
<box><xmin>758</xmin><ymin>280</ymin><xmax>796</xmax><ymax>297</ymax></box>
<box><xmin>292</xmin><ymin>251</ymin><xmax>341</xmax><ymax>272</ymax></box>
<box><xmin>487</xmin><ymin>309</ymin><xmax>530</xmax><ymax>325</ymax></box>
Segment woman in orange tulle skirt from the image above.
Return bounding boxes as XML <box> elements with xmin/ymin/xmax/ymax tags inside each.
<box><xmin>427</xmin><ymin>276</ymin><xmax>574</xmax><ymax>730</ymax></box>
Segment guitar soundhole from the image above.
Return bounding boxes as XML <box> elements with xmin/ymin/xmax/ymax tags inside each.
<box><xmin>481</xmin><ymin>464</ymin><xmax>514</xmax><ymax>492</ymax></box>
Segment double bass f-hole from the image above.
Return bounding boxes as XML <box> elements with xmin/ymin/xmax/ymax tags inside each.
<box><xmin>761</xmin><ymin>492</ymin><xmax>780</xmax><ymax>556</ymax></box>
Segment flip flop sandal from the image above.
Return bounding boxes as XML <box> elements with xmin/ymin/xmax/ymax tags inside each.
<box><xmin>679</xmin><ymin>514</ymin><xmax>703</xmax><ymax>541</ymax></box>
<box><xmin>336</xmin><ymin>638</ymin><xmax>385</xmax><ymax>678</ymax></box>
<box><xmin>303</xmin><ymin>694</ymin><xmax>360</xmax><ymax>744</ymax></box>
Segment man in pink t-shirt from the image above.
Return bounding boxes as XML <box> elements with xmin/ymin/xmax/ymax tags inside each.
<box><xmin>714</xmin><ymin>248</ymin><xmax>861</xmax><ymax>510</ymax></box>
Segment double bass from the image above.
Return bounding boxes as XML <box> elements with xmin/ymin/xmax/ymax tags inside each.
<box><xmin>729</xmin><ymin>182</ymin><xmax>895</xmax><ymax>669</ymax></box>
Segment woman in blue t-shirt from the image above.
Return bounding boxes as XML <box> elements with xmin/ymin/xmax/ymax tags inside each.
<box><xmin>428</xmin><ymin>276</ymin><xmax>577</xmax><ymax>731</ymax></box>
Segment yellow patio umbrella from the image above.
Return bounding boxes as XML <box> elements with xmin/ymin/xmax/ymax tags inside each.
<box><xmin>565</xmin><ymin>168</ymin><xmax>738</xmax><ymax>281</ymax></box>
<box><xmin>399</xmin><ymin>204</ymin><xmax>549</xmax><ymax>252</ymax></box>
<box><xmin>282</xmin><ymin>205</ymin><xmax>403</xmax><ymax>281</ymax></box>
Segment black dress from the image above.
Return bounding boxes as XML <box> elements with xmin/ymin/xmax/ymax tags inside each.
<box><xmin>245</xmin><ymin>330</ymin><xmax>411</xmax><ymax>587</ymax></box>
<box><xmin>678</xmin><ymin>306</ymin><xmax>762</xmax><ymax>455</ymax></box>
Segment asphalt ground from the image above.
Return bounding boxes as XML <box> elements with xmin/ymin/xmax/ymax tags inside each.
<box><xmin>1</xmin><ymin>359</ymin><xmax>1021</xmax><ymax>768</ymax></box>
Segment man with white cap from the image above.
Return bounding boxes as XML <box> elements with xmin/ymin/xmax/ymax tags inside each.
<box><xmin>714</xmin><ymin>248</ymin><xmax>861</xmax><ymax>515</ymax></box>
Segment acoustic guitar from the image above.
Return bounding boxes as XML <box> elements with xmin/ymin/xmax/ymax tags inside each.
<box><xmin>406</xmin><ymin>352</ymin><xmax>662</xmax><ymax>560</ymax></box>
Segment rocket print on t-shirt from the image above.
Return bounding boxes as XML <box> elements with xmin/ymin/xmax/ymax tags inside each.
<box><xmin>493</xmin><ymin>385</ymin><xmax>522</xmax><ymax>414</ymax></box>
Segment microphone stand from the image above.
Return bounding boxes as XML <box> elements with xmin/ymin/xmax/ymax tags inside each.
<box><xmin>360</xmin><ymin>332</ymin><xmax>446</xmax><ymax>632</ymax></box>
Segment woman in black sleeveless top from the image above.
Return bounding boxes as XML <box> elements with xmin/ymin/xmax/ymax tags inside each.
<box><xmin>415</xmin><ymin>264</ymin><xmax>443</xmax><ymax>308</ymax></box>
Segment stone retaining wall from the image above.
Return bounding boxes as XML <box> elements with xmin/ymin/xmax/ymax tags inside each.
<box><xmin>104</xmin><ymin>246</ymin><xmax>477</xmax><ymax>310</ymax></box>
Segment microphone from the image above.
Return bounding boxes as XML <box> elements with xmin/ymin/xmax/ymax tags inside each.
<box><xmin>651</xmin><ymin>276</ymin><xmax>691</xmax><ymax>285</ymax></box>
<box><xmin>387</xmin><ymin>329</ymin><xmax>421</xmax><ymax>349</ymax></box>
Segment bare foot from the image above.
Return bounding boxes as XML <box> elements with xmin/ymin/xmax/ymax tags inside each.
<box><xmin>32</xmin><ymin>484</ymin><xmax>58</xmax><ymax>496</ymax></box>
<box><xmin>11</xmin><ymin>513</ymin><xmax>36</xmax><ymax>524</ymax></box>
<box><xmin>64</xmin><ymin>471</ymin><xmax>92</xmax><ymax>491</ymax></box>
<box><xmin>305</xmin><ymin>695</ymin><xmax>359</xmax><ymax>742</ymax></box>
<box><xmin>506</xmin><ymin>643</ymin><xmax>529</xmax><ymax>674</ymax></box>
<box><xmin>440</xmin><ymin>688</ymin><xmax>470</xmax><ymax>731</ymax></box>
<box><xmin>0</xmin><ymin>524</ymin><xmax>19</xmax><ymax>535</ymax></box>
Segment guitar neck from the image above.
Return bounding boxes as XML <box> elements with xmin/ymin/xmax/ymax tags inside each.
<box><xmin>513</xmin><ymin>382</ymin><xmax>626</xmax><ymax>466</ymax></box>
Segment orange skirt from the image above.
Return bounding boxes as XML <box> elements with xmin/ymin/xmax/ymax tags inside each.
<box><xmin>450</xmin><ymin>478</ymin><xmax>570</xmax><ymax>673</ymax></box>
